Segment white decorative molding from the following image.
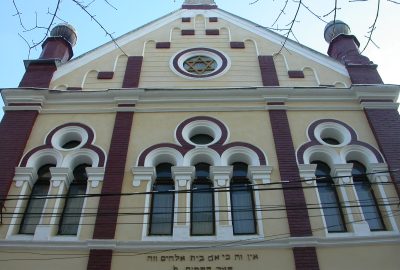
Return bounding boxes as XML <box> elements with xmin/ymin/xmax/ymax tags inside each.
<box><xmin>210</xmin><ymin>166</ymin><xmax>232</xmax><ymax>187</ymax></box>
<box><xmin>248</xmin><ymin>165</ymin><xmax>273</xmax><ymax>184</ymax></box>
<box><xmin>49</xmin><ymin>167</ymin><xmax>73</xmax><ymax>187</ymax></box>
<box><xmin>86</xmin><ymin>167</ymin><xmax>105</xmax><ymax>188</ymax></box>
<box><xmin>13</xmin><ymin>167</ymin><xmax>37</xmax><ymax>188</ymax></box>
<box><xmin>314</xmin><ymin>121</ymin><xmax>352</xmax><ymax>147</ymax></box>
<box><xmin>366</xmin><ymin>163</ymin><xmax>389</xmax><ymax>183</ymax></box>
<box><xmin>131</xmin><ymin>167</ymin><xmax>155</xmax><ymax>187</ymax></box>
<box><xmin>172</xmin><ymin>166</ymin><xmax>195</xmax><ymax>186</ymax></box>
<box><xmin>183</xmin><ymin>147</ymin><xmax>221</xmax><ymax>166</ymax></box>
<box><xmin>1</xmin><ymin>234</ymin><xmax>399</xmax><ymax>250</ymax></box>
<box><xmin>331</xmin><ymin>163</ymin><xmax>353</xmax><ymax>184</ymax></box>
<box><xmin>298</xmin><ymin>163</ymin><xmax>317</xmax><ymax>185</ymax></box>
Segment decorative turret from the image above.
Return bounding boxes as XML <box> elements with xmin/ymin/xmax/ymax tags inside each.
<box><xmin>182</xmin><ymin>0</ymin><xmax>217</xmax><ymax>9</ymax></box>
<box><xmin>324</xmin><ymin>20</ymin><xmax>383</xmax><ymax>84</ymax></box>
<box><xmin>19</xmin><ymin>24</ymin><xmax>78</xmax><ymax>88</ymax></box>
<box><xmin>40</xmin><ymin>24</ymin><xmax>77</xmax><ymax>63</ymax></box>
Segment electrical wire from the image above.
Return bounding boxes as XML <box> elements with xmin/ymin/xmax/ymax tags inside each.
<box><xmin>0</xmin><ymin>209</ymin><xmax>398</xmax><ymax>262</ymax></box>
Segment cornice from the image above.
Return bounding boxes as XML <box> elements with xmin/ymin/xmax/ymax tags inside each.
<box><xmin>0</xmin><ymin>233</ymin><xmax>399</xmax><ymax>251</ymax></box>
<box><xmin>1</xmin><ymin>85</ymin><xmax>398</xmax><ymax>113</ymax></box>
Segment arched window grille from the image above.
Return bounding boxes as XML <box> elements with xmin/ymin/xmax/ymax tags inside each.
<box><xmin>58</xmin><ymin>164</ymin><xmax>90</xmax><ymax>235</ymax></box>
<box><xmin>312</xmin><ymin>161</ymin><xmax>346</xmax><ymax>233</ymax></box>
<box><xmin>149</xmin><ymin>163</ymin><xmax>175</xmax><ymax>235</ymax></box>
<box><xmin>230</xmin><ymin>162</ymin><xmax>256</xmax><ymax>235</ymax></box>
<box><xmin>348</xmin><ymin>160</ymin><xmax>385</xmax><ymax>231</ymax></box>
<box><xmin>19</xmin><ymin>164</ymin><xmax>55</xmax><ymax>234</ymax></box>
<box><xmin>191</xmin><ymin>163</ymin><xmax>214</xmax><ymax>235</ymax></box>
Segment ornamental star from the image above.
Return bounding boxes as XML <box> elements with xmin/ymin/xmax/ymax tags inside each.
<box><xmin>184</xmin><ymin>56</ymin><xmax>217</xmax><ymax>75</ymax></box>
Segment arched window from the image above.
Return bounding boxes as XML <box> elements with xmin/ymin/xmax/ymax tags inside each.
<box><xmin>191</xmin><ymin>163</ymin><xmax>214</xmax><ymax>235</ymax></box>
<box><xmin>149</xmin><ymin>163</ymin><xmax>175</xmax><ymax>235</ymax></box>
<box><xmin>58</xmin><ymin>164</ymin><xmax>90</xmax><ymax>235</ymax></box>
<box><xmin>312</xmin><ymin>161</ymin><xmax>346</xmax><ymax>233</ymax></box>
<box><xmin>19</xmin><ymin>164</ymin><xmax>54</xmax><ymax>234</ymax></box>
<box><xmin>230</xmin><ymin>162</ymin><xmax>256</xmax><ymax>235</ymax></box>
<box><xmin>348</xmin><ymin>160</ymin><xmax>385</xmax><ymax>231</ymax></box>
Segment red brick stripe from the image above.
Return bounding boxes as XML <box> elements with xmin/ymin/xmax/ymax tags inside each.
<box><xmin>258</xmin><ymin>56</ymin><xmax>279</xmax><ymax>86</ymax></box>
<box><xmin>0</xmin><ymin>110</ymin><xmax>38</xmax><ymax>208</ymax></box>
<box><xmin>19</xmin><ymin>62</ymin><xmax>57</xmax><ymax>88</ymax></box>
<box><xmin>156</xmin><ymin>42</ymin><xmax>171</xmax><ymax>49</ymax></box>
<box><xmin>293</xmin><ymin>247</ymin><xmax>320</xmax><ymax>270</ymax></box>
<box><xmin>92</xmin><ymin>111</ymin><xmax>134</xmax><ymax>239</ymax></box>
<box><xmin>181</xmin><ymin>29</ymin><xmax>195</xmax><ymax>35</ymax></box>
<box><xmin>206</xmin><ymin>29</ymin><xmax>220</xmax><ymax>35</ymax></box>
<box><xmin>268</xmin><ymin>110</ymin><xmax>313</xmax><ymax>237</ymax></box>
<box><xmin>230</xmin><ymin>42</ymin><xmax>245</xmax><ymax>49</ymax></box>
<box><xmin>97</xmin><ymin>72</ymin><xmax>114</xmax><ymax>80</ymax></box>
<box><xmin>269</xmin><ymin>110</ymin><xmax>320</xmax><ymax>270</ymax></box>
<box><xmin>364</xmin><ymin>108</ymin><xmax>400</xmax><ymax>197</ymax></box>
<box><xmin>288</xmin><ymin>70</ymin><xmax>305</xmax><ymax>78</ymax></box>
<box><xmin>87</xmin><ymin>250</ymin><xmax>113</xmax><ymax>270</ymax></box>
<box><xmin>122</xmin><ymin>56</ymin><xmax>143</xmax><ymax>88</ymax></box>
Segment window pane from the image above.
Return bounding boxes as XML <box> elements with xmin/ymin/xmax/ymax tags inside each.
<box><xmin>191</xmin><ymin>183</ymin><xmax>214</xmax><ymax>235</ymax></box>
<box><xmin>354</xmin><ymin>180</ymin><xmax>385</xmax><ymax>231</ymax></box>
<box><xmin>231</xmin><ymin>183</ymin><xmax>256</xmax><ymax>234</ymax></box>
<box><xmin>149</xmin><ymin>183</ymin><xmax>174</xmax><ymax>235</ymax></box>
<box><xmin>19</xmin><ymin>182</ymin><xmax>50</xmax><ymax>234</ymax></box>
<box><xmin>58</xmin><ymin>184</ymin><xmax>86</xmax><ymax>235</ymax></box>
<box><xmin>313</xmin><ymin>161</ymin><xmax>346</xmax><ymax>233</ymax></box>
<box><xmin>349</xmin><ymin>160</ymin><xmax>385</xmax><ymax>231</ymax></box>
<box><xmin>317</xmin><ymin>182</ymin><xmax>346</xmax><ymax>232</ymax></box>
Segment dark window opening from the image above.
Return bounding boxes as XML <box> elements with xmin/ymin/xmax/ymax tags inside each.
<box><xmin>58</xmin><ymin>164</ymin><xmax>90</xmax><ymax>235</ymax></box>
<box><xmin>312</xmin><ymin>161</ymin><xmax>347</xmax><ymax>233</ymax></box>
<box><xmin>190</xmin><ymin>134</ymin><xmax>214</xmax><ymax>145</ymax></box>
<box><xmin>191</xmin><ymin>163</ymin><xmax>214</xmax><ymax>235</ymax></box>
<box><xmin>230</xmin><ymin>162</ymin><xmax>256</xmax><ymax>235</ymax></box>
<box><xmin>349</xmin><ymin>160</ymin><xmax>385</xmax><ymax>231</ymax></box>
<box><xmin>19</xmin><ymin>164</ymin><xmax>55</xmax><ymax>234</ymax></box>
<box><xmin>149</xmin><ymin>163</ymin><xmax>175</xmax><ymax>235</ymax></box>
<box><xmin>62</xmin><ymin>140</ymin><xmax>81</xmax><ymax>149</ymax></box>
<box><xmin>322</xmin><ymin>137</ymin><xmax>340</xmax><ymax>145</ymax></box>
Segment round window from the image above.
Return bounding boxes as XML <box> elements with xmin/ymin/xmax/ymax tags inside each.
<box><xmin>51</xmin><ymin>126</ymin><xmax>88</xmax><ymax>150</ymax></box>
<box><xmin>190</xmin><ymin>134</ymin><xmax>214</xmax><ymax>145</ymax></box>
<box><xmin>171</xmin><ymin>48</ymin><xmax>230</xmax><ymax>79</ymax></box>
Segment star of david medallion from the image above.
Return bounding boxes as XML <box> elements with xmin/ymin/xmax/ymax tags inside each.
<box><xmin>171</xmin><ymin>48</ymin><xmax>230</xmax><ymax>79</ymax></box>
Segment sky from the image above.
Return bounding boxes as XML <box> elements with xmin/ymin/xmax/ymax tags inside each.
<box><xmin>0</xmin><ymin>0</ymin><xmax>399</xmax><ymax>108</ymax></box>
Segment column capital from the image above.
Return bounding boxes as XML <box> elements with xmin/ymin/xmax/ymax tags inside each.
<box><xmin>172</xmin><ymin>166</ymin><xmax>195</xmax><ymax>187</ymax></box>
<box><xmin>298</xmin><ymin>164</ymin><xmax>317</xmax><ymax>185</ymax></box>
<box><xmin>13</xmin><ymin>167</ymin><xmax>37</xmax><ymax>188</ymax></box>
<box><xmin>131</xmin><ymin>167</ymin><xmax>155</xmax><ymax>187</ymax></box>
<box><xmin>49</xmin><ymin>167</ymin><xmax>73</xmax><ymax>187</ymax></box>
<box><xmin>248</xmin><ymin>165</ymin><xmax>273</xmax><ymax>184</ymax></box>
<box><xmin>86</xmin><ymin>167</ymin><xmax>105</xmax><ymax>188</ymax></box>
<box><xmin>210</xmin><ymin>166</ymin><xmax>232</xmax><ymax>187</ymax></box>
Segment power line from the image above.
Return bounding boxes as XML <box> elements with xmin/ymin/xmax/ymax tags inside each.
<box><xmin>0</xmin><ymin>210</ymin><xmax>398</xmax><ymax>262</ymax></box>
<box><xmin>2</xmin><ymin>169</ymin><xmax>399</xmax><ymax>202</ymax></box>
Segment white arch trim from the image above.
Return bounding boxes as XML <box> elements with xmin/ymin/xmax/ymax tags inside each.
<box><xmin>221</xmin><ymin>146</ymin><xmax>262</xmax><ymax>166</ymax></box>
<box><xmin>62</xmin><ymin>149</ymin><xmax>100</xmax><ymax>168</ymax></box>
<box><xmin>302</xmin><ymin>145</ymin><xmax>342</xmax><ymax>168</ymax></box>
<box><xmin>340</xmin><ymin>145</ymin><xmax>380</xmax><ymax>165</ymax></box>
<box><xmin>24</xmin><ymin>149</ymin><xmax>63</xmax><ymax>170</ymax></box>
<box><xmin>183</xmin><ymin>147</ymin><xmax>221</xmax><ymax>166</ymax></box>
<box><xmin>143</xmin><ymin>147</ymin><xmax>184</xmax><ymax>167</ymax></box>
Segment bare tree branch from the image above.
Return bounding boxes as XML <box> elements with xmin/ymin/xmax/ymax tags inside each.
<box><xmin>300</xmin><ymin>0</ymin><xmax>328</xmax><ymax>23</ymax></box>
<box><xmin>12</xmin><ymin>0</ymin><xmax>27</xmax><ymax>31</ymax></box>
<box><xmin>71</xmin><ymin>0</ymin><xmax>128</xmax><ymax>56</ymax></box>
<box><xmin>271</xmin><ymin>0</ymin><xmax>289</xmax><ymax>27</ymax></box>
<box><xmin>361</xmin><ymin>0</ymin><xmax>381</xmax><ymax>53</ymax></box>
<box><xmin>278</xmin><ymin>0</ymin><xmax>302</xmax><ymax>54</ymax></box>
